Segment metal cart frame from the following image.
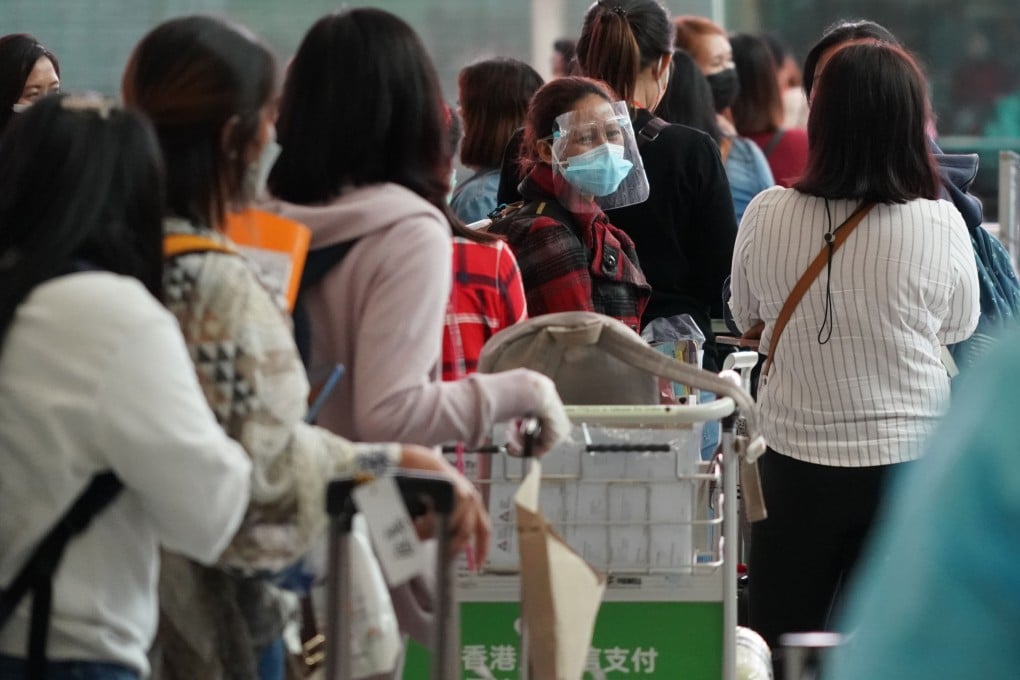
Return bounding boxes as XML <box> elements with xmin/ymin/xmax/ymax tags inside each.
<box><xmin>446</xmin><ymin>399</ymin><xmax>742</xmax><ymax>680</ymax></box>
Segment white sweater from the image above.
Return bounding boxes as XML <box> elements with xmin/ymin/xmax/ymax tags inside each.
<box><xmin>0</xmin><ymin>272</ymin><xmax>252</xmax><ymax>675</ymax></box>
<box><xmin>730</xmin><ymin>188</ymin><xmax>979</xmax><ymax>466</ymax></box>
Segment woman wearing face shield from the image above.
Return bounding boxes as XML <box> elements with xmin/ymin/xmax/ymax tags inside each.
<box><xmin>575</xmin><ymin>0</ymin><xmax>738</xmax><ymax>371</ymax></box>
<box><xmin>0</xmin><ymin>34</ymin><xmax>60</xmax><ymax>137</ymax></box>
<box><xmin>487</xmin><ymin>76</ymin><xmax>651</xmax><ymax>331</ymax></box>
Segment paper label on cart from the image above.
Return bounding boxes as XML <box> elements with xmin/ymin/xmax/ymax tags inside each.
<box><xmin>514</xmin><ymin>460</ymin><xmax>541</xmax><ymax>510</ymax></box>
<box><xmin>353</xmin><ymin>477</ymin><xmax>425</xmax><ymax>586</ymax></box>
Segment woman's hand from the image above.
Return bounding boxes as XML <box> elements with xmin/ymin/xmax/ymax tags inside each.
<box><xmin>741</xmin><ymin>320</ymin><xmax>765</xmax><ymax>342</ymax></box>
<box><xmin>505</xmin><ymin>371</ymin><xmax>572</xmax><ymax>457</ymax></box>
<box><xmin>398</xmin><ymin>445</ymin><xmax>490</xmax><ymax>567</ymax></box>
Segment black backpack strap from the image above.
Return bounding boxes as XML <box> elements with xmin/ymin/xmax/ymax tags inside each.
<box><xmin>486</xmin><ymin>199</ymin><xmax>577</xmax><ymax>238</ymax></box>
<box><xmin>293</xmin><ymin>240</ymin><xmax>360</xmax><ymax>369</ymax></box>
<box><xmin>527</xmin><ymin>200</ymin><xmax>577</xmax><ymax>231</ymax></box>
<box><xmin>762</xmin><ymin>129</ymin><xmax>787</xmax><ymax>159</ymax></box>
<box><xmin>636</xmin><ymin>115</ymin><xmax>670</xmax><ymax>146</ymax></box>
<box><xmin>0</xmin><ymin>472</ymin><xmax>122</xmax><ymax>679</ymax></box>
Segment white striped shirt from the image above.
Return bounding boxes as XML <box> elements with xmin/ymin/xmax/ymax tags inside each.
<box><xmin>729</xmin><ymin>187</ymin><xmax>980</xmax><ymax>466</ymax></box>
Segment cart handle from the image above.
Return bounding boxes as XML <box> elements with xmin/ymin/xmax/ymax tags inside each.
<box><xmin>325</xmin><ymin>472</ymin><xmax>455</xmax><ymax>523</ymax></box>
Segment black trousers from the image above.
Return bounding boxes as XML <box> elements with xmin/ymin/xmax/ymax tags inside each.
<box><xmin>747</xmin><ymin>448</ymin><xmax>905</xmax><ymax>652</ymax></box>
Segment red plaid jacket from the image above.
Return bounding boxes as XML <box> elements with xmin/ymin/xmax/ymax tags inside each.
<box><xmin>487</xmin><ymin>164</ymin><xmax>651</xmax><ymax>332</ymax></box>
<box><xmin>442</xmin><ymin>238</ymin><xmax>527</xmax><ymax>381</ymax></box>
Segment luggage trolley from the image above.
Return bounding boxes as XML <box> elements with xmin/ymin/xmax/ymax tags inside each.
<box><xmin>406</xmin><ymin>396</ymin><xmax>745</xmax><ymax>680</ymax></box>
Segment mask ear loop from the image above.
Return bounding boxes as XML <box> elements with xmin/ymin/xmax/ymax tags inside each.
<box><xmin>818</xmin><ymin>198</ymin><xmax>836</xmax><ymax>345</ymax></box>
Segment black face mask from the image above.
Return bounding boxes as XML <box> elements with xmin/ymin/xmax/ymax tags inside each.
<box><xmin>706</xmin><ymin>68</ymin><xmax>740</xmax><ymax>113</ymax></box>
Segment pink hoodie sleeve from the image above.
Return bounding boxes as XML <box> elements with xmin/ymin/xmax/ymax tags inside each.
<box><xmin>336</xmin><ymin>213</ymin><xmax>542</xmax><ymax>447</ymax></box>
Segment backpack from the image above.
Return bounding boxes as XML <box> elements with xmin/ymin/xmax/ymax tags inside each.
<box><xmin>0</xmin><ymin>263</ymin><xmax>122</xmax><ymax>679</ymax></box>
<box><xmin>485</xmin><ymin>197</ymin><xmax>575</xmax><ymax>233</ymax></box>
<box><xmin>162</xmin><ymin>228</ymin><xmax>358</xmax><ymax>371</ymax></box>
<box><xmin>0</xmin><ymin>475</ymin><xmax>122</xmax><ymax>678</ymax></box>
<box><xmin>950</xmin><ymin>226</ymin><xmax>1020</xmax><ymax>371</ymax></box>
<box><xmin>292</xmin><ymin>239</ymin><xmax>360</xmax><ymax>369</ymax></box>
<box><xmin>935</xmin><ymin>152</ymin><xmax>1020</xmax><ymax>373</ymax></box>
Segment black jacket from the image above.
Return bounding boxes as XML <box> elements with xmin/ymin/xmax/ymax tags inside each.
<box><xmin>606</xmin><ymin>108</ymin><xmax>738</xmax><ymax>343</ymax></box>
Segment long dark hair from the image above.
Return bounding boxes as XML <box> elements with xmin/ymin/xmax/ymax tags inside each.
<box><xmin>802</xmin><ymin>19</ymin><xmax>898</xmax><ymax>99</ymax></box>
<box><xmin>0</xmin><ymin>95</ymin><xmax>165</xmax><ymax>349</ymax></box>
<box><xmin>795</xmin><ymin>42</ymin><xmax>938</xmax><ymax>203</ymax></box>
<box><xmin>122</xmin><ymin>16</ymin><xmax>276</xmax><ymax>230</ymax></box>
<box><xmin>576</xmin><ymin>0</ymin><xmax>673</xmax><ymax>104</ymax></box>
<box><xmin>269</xmin><ymin>8</ymin><xmax>449</xmax><ymax>212</ymax></box>
<box><xmin>459</xmin><ymin>58</ymin><xmax>543</xmax><ymax>169</ymax></box>
<box><xmin>0</xmin><ymin>33</ymin><xmax>60</xmax><ymax>135</ymax></box>
<box><xmin>730</xmin><ymin>32</ymin><xmax>784</xmax><ymax>136</ymax></box>
<box><xmin>655</xmin><ymin>48</ymin><xmax>721</xmax><ymax>142</ymax></box>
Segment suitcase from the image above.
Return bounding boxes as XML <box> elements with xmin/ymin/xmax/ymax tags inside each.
<box><xmin>324</xmin><ymin>473</ymin><xmax>457</xmax><ymax>680</ymax></box>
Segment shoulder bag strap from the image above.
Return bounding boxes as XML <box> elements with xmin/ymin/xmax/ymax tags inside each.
<box><xmin>761</xmin><ymin>201</ymin><xmax>876</xmax><ymax>381</ymax></box>
<box><xmin>762</xmin><ymin>129</ymin><xmax>787</xmax><ymax>159</ymax></box>
<box><xmin>531</xmin><ymin>200</ymin><xmax>577</xmax><ymax>230</ymax></box>
<box><xmin>163</xmin><ymin>233</ymin><xmax>237</xmax><ymax>259</ymax></box>
<box><xmin>0</xmin><ymin>472</ymin><xmax>123</xmax><ymax>679</ymax></box>
<box><xmin>636</xmin><ymin>115</ymin><xmax>670</xmax><ymax>146</ymax></box>
<box><xmin>719</xmin><ymin>136</ymin><xmax>734</xmax><ymax>163</ymax></box>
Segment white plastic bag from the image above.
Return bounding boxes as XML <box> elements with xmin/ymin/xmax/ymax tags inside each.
<box><xmin>307</xmin><ymin>514</ymin><xmax>402</xmax><ymax>678</ymax></box>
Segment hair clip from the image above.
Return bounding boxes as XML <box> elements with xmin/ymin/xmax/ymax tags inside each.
<box><xmin>598</xmin><ymin>0</ymin><xmax>627</xmax><ymax>16</ymax></box>
<box><xmin>60</xmin><ymin>93</ymin><xmax>115</xmax><ymax>120</ymax></box>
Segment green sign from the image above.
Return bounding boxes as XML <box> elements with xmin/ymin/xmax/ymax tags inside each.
<box><xmin>404</xmin><ymin>600</ymin><xmax>722</xmax><ymax>678</ymax></box>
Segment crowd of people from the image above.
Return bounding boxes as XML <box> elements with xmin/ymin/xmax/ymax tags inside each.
<box><xmin>0</xmin><ymin>1</ymin><xmax>1016</xmax><ymax>678</ymax></box>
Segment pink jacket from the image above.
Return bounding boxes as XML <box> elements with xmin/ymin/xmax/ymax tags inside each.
<box><xmin>265</xmin><ymin>182</ymin><xmax>543</xmax><ymax>448</ymax></box>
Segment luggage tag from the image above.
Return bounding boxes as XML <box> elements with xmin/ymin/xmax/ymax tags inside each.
<box><xmin>352</xmin><ymin>476</ymin><xmax>427</xmax><ymax>587</ymax></box>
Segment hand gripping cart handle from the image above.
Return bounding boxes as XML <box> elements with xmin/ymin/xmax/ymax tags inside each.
<box><xmin>324</xmin><ymin>473</ymin><xmax>457</xmax><ymax>680</ymax></box>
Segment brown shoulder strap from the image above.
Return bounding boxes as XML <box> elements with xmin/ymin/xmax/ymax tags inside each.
<box><xmin>762</xmin><ymin>201</ymin><xmax>876</xmax><ymax>379</ymax></box>
<box><xmin>719</xmin><ymin>136</ymin><xmax>733</xmax><ymax>163</ymax></box>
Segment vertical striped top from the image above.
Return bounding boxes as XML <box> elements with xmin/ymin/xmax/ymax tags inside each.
<box><xmin>729</xmin><ymin>187</ymin><xmax>980</xmax><ymax>466</ymax></box>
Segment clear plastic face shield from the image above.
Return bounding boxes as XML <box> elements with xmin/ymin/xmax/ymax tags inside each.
<box><xmin>549</xmin><ymin>99</ymin><xmax>650</xmax><ymax>212</ymax></box>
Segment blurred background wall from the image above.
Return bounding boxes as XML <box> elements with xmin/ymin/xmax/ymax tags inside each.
<box><xmin>3</xmin><ymin>0</ymin><xmax>1018</xmax><ymax>218</ymax></box>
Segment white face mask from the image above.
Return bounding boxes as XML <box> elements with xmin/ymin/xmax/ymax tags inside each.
<box><xmin>11</xmin><ymin>102</ymin><xmax>30</xmax><ymax>113</ymax></box>
<box><xmin>446</xmin><ymin>169</ymin><xmax>457</xmax><ymax>204</ymax></box>
<box><xmin>242</xmin><ymin>127</ymin><xmax>281</xmax><ymax>202</ymax></box>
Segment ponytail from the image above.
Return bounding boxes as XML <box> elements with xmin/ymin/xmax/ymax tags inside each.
<box><xmin>577</xmin><ymin>7</ymin><xmax>641</xmax><ymax>102</ymax></box>
<box><xmin>577</xmin><ymin>0</ymin><xmax>673</xmax><ymax>105</ymax></box>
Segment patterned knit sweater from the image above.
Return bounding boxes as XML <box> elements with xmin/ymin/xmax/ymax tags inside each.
<box><xmin>155</xmin><ymin>217</ymin><xmax>399</xmax><ymax>679</ymax></box>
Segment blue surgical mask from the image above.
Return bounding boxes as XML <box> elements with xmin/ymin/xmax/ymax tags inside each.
<box><xmin>560</xmin><ymin>143</ymin><xmax>633</xmax><ymax>197</ymax></box>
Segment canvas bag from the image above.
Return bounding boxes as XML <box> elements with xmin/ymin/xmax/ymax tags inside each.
<box><xmin>477</xmin><ymin>311</ymin><xmax>766</xmax><ymax>513</ymax></box>
<box><xmin>477</xmin><ymin>311</ymin><xmax>762</xmax><ymax>442</ymax></box>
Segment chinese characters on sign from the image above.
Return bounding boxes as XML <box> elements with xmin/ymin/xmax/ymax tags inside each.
<box><xmin>462</xmin><ymin>644</ymin><xmax>658</xmax><ymax>677</ymax></box>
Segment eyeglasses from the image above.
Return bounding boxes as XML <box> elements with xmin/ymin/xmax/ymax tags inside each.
<box><xmin>553</xmin><ymin>115</ymin><xmax>630</xmax><ymax>147</ymax></box>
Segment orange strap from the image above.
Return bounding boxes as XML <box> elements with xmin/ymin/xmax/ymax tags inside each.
<box><xmin>761</xmin><ymin>201</ymin><xmax>876</xmax><ymax>379</ymax></box>
<box><xmin>719</xmin><ymin>136</ymin><xmax>733</xmax><ymax>163</ymax></box>
<box><xmin>163</xmin><ymin>233</ymin><xmax>236</xmax><ymax>259</ymax></box>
